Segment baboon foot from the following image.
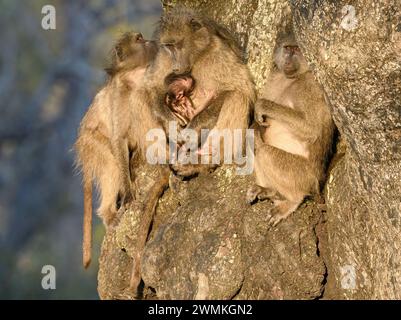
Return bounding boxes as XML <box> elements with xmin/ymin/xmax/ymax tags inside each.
<box><xmin>99</xmin><ymin>206</ymin><xmax>118</xmax><ymax>230</ymax></box>
<box><xmin>169</xmin><ymin>172</ymin><xmax>182</xmax><ymax>193</ymax></box>
<box><xmin>171</xmin><ymin>163</ymin><xmax>215</xmax><ymax>177</ymax></box>
<box><xmin>267</xmin><ymin>199</ymin><xmax>302</xmax><ymax>227</ymax></box>
<box><xmin>246</xmin><ymin>184</ymin><xmax>282</xmax><ymax>204</ymax></box>
<box><xmin>246</xmin><ymin>184</ymin><xmax>262</xmax><ymax>203</ymax></box>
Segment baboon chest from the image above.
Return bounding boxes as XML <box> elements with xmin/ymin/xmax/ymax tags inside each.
<box><xmin>261</xmin><ymin>74</ymin><xmax>309</xmax><ymax>158</ymax></box>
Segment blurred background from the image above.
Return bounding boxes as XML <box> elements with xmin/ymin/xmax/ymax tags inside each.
<box><xmin>0</xmin><ymin>0</ymin><xmax>162</xmax><ymax>299</ymax></box>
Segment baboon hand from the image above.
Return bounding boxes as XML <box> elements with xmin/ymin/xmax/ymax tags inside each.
<box><xmin>246</xmin><ymin>185</ymin><xmax>261</xmax><ymax>204</ymax></box>
<box><xmin>254</xmin><ymin>99</ymin><xmax>274</xmax><ymax>126</ymax></box>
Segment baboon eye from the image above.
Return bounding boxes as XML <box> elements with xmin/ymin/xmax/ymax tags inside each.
<box><xmin>115</xmin><ymin>46</ymin><xmax>124</xmax><ymax>60</ymax></box>
<box><xmin>136</xmin><ymin>34</ymin><xmax>144</xmax><ymax>42</ymax></box>
<box><xmin>190</xmin><ymin>18</ymin><xmax>202</xmax><ymax>31</ymax></box>
<box><xmin>162</xmin><ymin>43</ymin><xmax>176</xmax><ymax>54</ymax></box>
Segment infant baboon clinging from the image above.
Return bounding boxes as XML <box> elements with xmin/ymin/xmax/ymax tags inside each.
<box><xmin>153</xmin><ymin>6</ymin><xmax>256</xmax><ymax>176</ymax></box>
<box><xmin>75</xmin><ymin>32</ymin><xmax>157</xmax><ymax>268</ymax></box>
<box><xmin>247</xmin><ymin>33</ymin><xmax>334</xmax><ymax>226</ymax></box>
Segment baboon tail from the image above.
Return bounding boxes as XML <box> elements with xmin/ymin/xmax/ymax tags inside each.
<box><xmin>83</xmin><ymin>174</ymin><xmax>93</xmax><ymax>269</ymax></box>
<box><xmin>129</xmin><ymin>167</ymin><xmax>170</xmax><ymax>291</ymax></box>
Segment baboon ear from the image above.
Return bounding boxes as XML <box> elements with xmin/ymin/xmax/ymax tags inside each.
<box><xmin>190</xmin><ymin>18</ymin><xmax>203</xmax><ymax>31</ymax></box>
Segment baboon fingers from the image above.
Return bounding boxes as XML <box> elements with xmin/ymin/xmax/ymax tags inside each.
<box><xmin>268</xmin><ymin>199</ymin><xmax>303</xmax><ymax>226</ymax></box>
<box><xmin>246</xmin><ymin>184</ymin><xmax>262</xmax><ymax>204</ymax></box>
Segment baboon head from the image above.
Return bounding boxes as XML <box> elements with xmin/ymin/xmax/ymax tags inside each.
<box><xmin>274</xmin><ymin>33</ymin><xmax>309</xmax><ymax>78</ymax></box>
<box><xmin>155</xmin><ymin>6</ymin><xmax>243</xmax><ymax>75</ymax></box>
<box><xmin>106</xmin><ymin>32</ymin><xmax>158</xmax><ymax>76</ymax></box>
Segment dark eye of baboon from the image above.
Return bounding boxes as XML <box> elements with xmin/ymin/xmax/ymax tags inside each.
<box><xmin>116</xmin><ymin>46</ymin><xmax>124</xmax><ymax>60</ymax></box>
<box><xmin>136</xmin><ymin>34</ymin><xmax>144</xmax><ymax>42</ymax></box>
<box><xmin>190</xmin><ymin>19</ymin><xmax>202</xmax><ymax>31</ymax></box>
<box><xmin>164</xmin><ymin>43</ymin><xmax>175</xmax><ymax>50</ymax></box>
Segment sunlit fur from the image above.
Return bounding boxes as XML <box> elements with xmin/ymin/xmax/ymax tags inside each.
<box><xmin>273</xmin><ymin>34</ymin><xmax>309</xmax><ymax>78</ymax></box>
<box><xmin>74</xmin><ymin>32</ymin><xmax>157</xmax><ymax>268</ymax></box>
<box><xmin>147</xmin><ymin>6</ymin><xmax>256</xmax><ymax>175</ymax></box>
<box><xmin>248</xmin><ymin>33</ymin><xmax>335</xmax><ymax>226</ymax></box>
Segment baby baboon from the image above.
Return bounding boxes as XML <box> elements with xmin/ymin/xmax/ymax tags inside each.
<box><xmin>154</xmin><ymin>6</ymin><xmax>256</xmax><ymax>176</ymax></box>
<box><xmin>75</xmin><ymin>32</ymin><xmax>157</xmax><ymax>268</ymax></box>
<box><xmin>247</xmin><ymin>33</ymin><xmax>334</xmax><ymax>226</ymax></box>
<box><xmin>164</xmin><ymin>73</ymin><xmax>196</xmax><ymax>125</ymax></box>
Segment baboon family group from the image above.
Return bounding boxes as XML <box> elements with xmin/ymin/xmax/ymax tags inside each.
<box><xmin>74</xmin><ymin>6</ymin><xmax>334</xmax><ymax>294</ymax></box>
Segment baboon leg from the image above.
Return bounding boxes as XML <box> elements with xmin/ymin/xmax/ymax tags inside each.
<box><xmin>76</xmin><ymin>131</ymin><xmax>114</xmax><ymax>267</ymax></box>
<box><xmin>254</xmin><ymin>144</ymin><xmax>317</xmax><ymax>225</ymax></box>
<box><xmin>268</xmin><ymin>198</ymin><xmax>304</xmax><ymax>227</ymax></box>
<box><xmin>97</xmin><ymin>158</ymin><xmax>122</xmax><ymax>227</ymax></box>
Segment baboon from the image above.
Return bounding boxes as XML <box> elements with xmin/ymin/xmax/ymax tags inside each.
<box><xmin>152</xmin><ymin>6</ymin><xmax>256</xmax><ymax>176</ymax></box>
<box><xmin>164</xmin><ymin>73</ymin><xmax>196</xmax><ymax>125</ymax></box>
<box><xmin>247</xmin><ymin>33</ymin><xmax>335</xmax><ymax>226</ymax></box>
<box><xmin>75</xmin><ymin>32</ymin><xmax>157</xmax><ymax>268</ymax></box>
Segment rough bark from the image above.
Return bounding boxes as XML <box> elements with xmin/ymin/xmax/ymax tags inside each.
<box><xmin>291</xmin><ymin>0</ymin><xmax>401</xmax><ymax>299</ymax></box>
<box><xmin>97</xmin><ymin>0</ymin><xmax>401</xmax><ymax>299</ymax></box>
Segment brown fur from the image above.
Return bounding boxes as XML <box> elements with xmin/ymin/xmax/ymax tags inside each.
<box><xmin>75</xmin><ymin>32</ymin><xmax>157</xmax><ymax>268</ymax></box>
<box><xmin>153</xmin><ymin>7</ymin><xmax>256</xmax><ymax>176</ymax></box>
<box><xmin>247</xmin><ymin>33</ymin><xmax>334</xmax><ymax>226</ymax></box>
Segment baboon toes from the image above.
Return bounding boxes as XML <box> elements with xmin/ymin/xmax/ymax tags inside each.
<box><xmin>267</xmin><ymin>209</ymin><xmax>286</xmax><ymax>227</ymax></box>
<box><xmin>246</xmin><ymin>185</ymin><xmax>260</xmax><ymax>204</ymax></box>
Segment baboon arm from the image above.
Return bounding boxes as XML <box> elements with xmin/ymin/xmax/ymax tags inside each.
<box><xmin>187</xmin><ymin>91</ymin><xmax>228</xmax><ymax>134</ymax></box>
<box><xmin>255</xmin><ymin>99</ymin><xmax>318</xmax><ymax>142</ymax></box>
<box><xmin>190</xmin><ymin>88</ymin><xmax>217</xmax><ymax>119</ymax></box>
<box><xmin>204</xmin><ymin>90</ymin><xmax>250</xmax><ymax>158</ymax></box>
<box><xmin>215</xmin><ymin>91</ymin><xmax>250</xmax><ymax>130</ymax></box>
